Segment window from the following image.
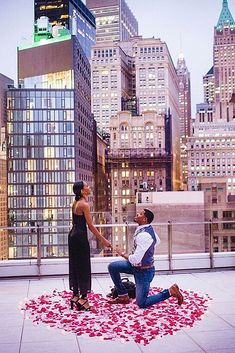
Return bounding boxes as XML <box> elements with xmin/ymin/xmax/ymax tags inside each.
<box><xmin>223</xmin><ymin>211</ymin><xmax>233</xmax><ymax>218</ymax></box>
<box><xmin>213</xmin><ymin>211</ymin><xmax>218</xmax><ymax>219</ymax></box>
<box><xmin>223</xmin><ymin>223</ymin><xmax>235</xmax><ymax>229</ymax></box>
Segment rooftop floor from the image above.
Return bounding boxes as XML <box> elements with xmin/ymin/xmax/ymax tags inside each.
<box><xmin>1</xmin><ymin>270</ymin><xmax>235</xmax><ymax>353</ymax></box>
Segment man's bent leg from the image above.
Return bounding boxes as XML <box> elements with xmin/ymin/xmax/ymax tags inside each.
<box><xmin>134</xmin><ymin>268</ymin><xmax>154</xmax><ymax>308</ymax></box>
<box><xmin>135</xmin><ymin>268</ymin><xmax>170</xmax><ymax>308</ymax></box>
<box><xmin>108</xmin><ymin>260</ymin><xmax>134</xmax><ymax>296</ymax></box>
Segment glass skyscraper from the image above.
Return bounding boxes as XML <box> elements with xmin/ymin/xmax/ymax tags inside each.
<box><xmin>0</xmin><ymin>74</ymin><xmax>13</xmax><ymax>260</ymax></box>
<box><xmin>7</xmin><ymin>89</ymin><xmax>75</xmax><ymax>258</ymax></box>
<box><xmin>7</xmin><ymin>32</ymin><xmax>94</xmax><ymax>259</ymax></box>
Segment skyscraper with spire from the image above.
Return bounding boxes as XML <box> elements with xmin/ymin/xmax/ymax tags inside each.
<box><xmin>214</xmin><ymin>0</ymin><xmax>235</xmax><ymax>121</ymax></box>
<box><xmin>176</xmin><ymin>54</ymin><xmax>191</xmax><ymax>139</ymax></box>
<box><xmin>176</xmin><ymin>53</ymin><xmax>191</xmax><ymax>187</ymax></box>
<box><xmin>187</xmin><ymin>1</ymin><xmax>235</xmax><ymax>253</ymax></box>
<box><xmin>188</xmin><ymin>0</ymin><xmax>235</xmax><ymax>196</ymax></box>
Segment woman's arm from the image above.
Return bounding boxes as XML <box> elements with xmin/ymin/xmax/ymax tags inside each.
<box><xmin>82</xmin><ymin>202</ymin><xmax>112</xmax><ymax>248</ymax></box>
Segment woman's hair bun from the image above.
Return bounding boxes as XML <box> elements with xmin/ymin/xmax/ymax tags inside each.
<box><xmin>73</xmin><ymin>181</ymin><xmax>84</xmax><ymax>201</ymax></box>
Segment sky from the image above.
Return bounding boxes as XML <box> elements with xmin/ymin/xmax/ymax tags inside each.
<box><xmin>0</xmin><ymin>0</ymin><xmax>235</xmax><ymax>116</ymax></box>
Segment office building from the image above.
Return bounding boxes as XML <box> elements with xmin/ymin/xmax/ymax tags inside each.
<box><xmin>176</xmin><ymin>53</ymin><xmax>191</xmax><ymax>139</ymax></box>
<box><xmin>187</xmin><ymin>119</ymin><xmax>235</xmax><ymax>193</ymax></box>
<box><xmin>34</xmin><ymin>0</ymin><xmax>96</xmax><ymax>57</ymax></box>
<box><xmin>188</xmin><ymin>0</ymin><xmax>235</xmax><ymax>194</ymax></box>
<box><xmin>91</xmin><ymin>36</ymin><xmax>181</xmax><ymax>189</ymax></box>
<box><xmin>91</xmin><ymin>36</ymin><xmax>181</xmax><ymax>127</ymax></box>
<box><xmin>7</xmin><ymin>28</ymin><xmax>94</xmax><ymax>258</ymax></box>
<box><xmin>203</xmin><ymin>66</ymin><xmax>215</xmax><ymax>104</ymax></box>
<box><xmin>0</xmin><ymin>74</ymin><xmax>14</xmax><ymax>260</ymax></box>
<box><xmin>86</xmin><ymin>0</ymin><xmax>138</xmax><ymax>42</ymax></box>
<box><xmin>214</xmin><ymin>0</ymin><xmax>235</xmax><ymax>121</ymax></box>
<box><xmin>176</xmin><ymin>53</ymin><xmax>191</xmax><ymax>187</ymax></box>
<box><xmin>94</xmin><ymin>128</ymin><xmax>108</xmax><ymax>220</ymax></box>
<box><xmin>107</xmin><ymin>110</ymin><xmax>174</xmax><ymax>248</ymax></box>
<box><xmin>91</xmin><ymin>40</ymin><xmax>133</xmax><ymax>131</ymax></box>
<box><xmin>198</xmin><ymin>179</ymin><xmax>235</xmax><ymax>252</ymax></box>
<box><xmin>92</xmin><ymin>128</ymin><xmax>112</xmax><ymax>255</ymax></box>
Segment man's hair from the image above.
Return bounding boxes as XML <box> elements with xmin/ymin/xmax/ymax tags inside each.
<box><xmin>144</xmin><ymin>209</ymin><xmax>154</xmax><ymax>223</ymax></box>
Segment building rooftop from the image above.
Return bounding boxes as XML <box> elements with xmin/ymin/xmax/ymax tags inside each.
<box><xmin>216</xmin><ymin>0</ymin><xmax>235</xmax><ymax>29</ymax></box>
<box><xmin>205</xmin><ymin>66</ymin><xmax>214</xmax><ymax>76</ymax></box>
<box><xmin>1</xmin><ymin>270</ymin><xmax>235</xmax><ymax>353</ymax></box>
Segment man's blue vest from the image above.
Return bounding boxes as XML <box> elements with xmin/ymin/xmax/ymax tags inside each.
<box><xmin>133</xmin><ymin>225</ymin><xmax>156</xmax><ymax>266</ymax></box>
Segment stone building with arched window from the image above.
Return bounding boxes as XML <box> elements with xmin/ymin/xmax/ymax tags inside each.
<box><xmin>106</xmin><ymin>110</ymin><xmax>177</xmax><ymax>249</ymax></box>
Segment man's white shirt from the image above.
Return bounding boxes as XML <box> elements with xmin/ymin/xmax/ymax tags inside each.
<box><xmin>128</xmin><ymin>224</ymin><xmax>161</xmax><ymax>266</ymax></box>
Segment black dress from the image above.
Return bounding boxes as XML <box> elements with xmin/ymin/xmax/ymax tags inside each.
<box><xmin>68</xmin><ymin>212</ymin><xmax>91</xmax><ymax>296</ymax></box>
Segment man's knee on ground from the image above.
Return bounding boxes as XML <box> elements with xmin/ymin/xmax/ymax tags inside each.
<box><xmin>136</xmin><ymin>298</ymin><xmax>146</xmax><ymax>309</ymax></box>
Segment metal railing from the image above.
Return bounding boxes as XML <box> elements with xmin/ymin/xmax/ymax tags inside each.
<box><xmin>0</xmin><ymin>220</ymin><xmax>235</xmax><ymax>277</ymax></box>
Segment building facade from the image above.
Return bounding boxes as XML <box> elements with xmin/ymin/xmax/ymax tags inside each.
<box><xmin>107</xmin><ymin>110</ymin><xmax>173</xmax><ymax>248</ymax></box>
<box><xmin>203</xmin><ymin>66</ymin><xmax>215</xmax><ymax>104</ymax></box>
<box><xmin>188</xmin><ymin>103</ymin><xmax>235</xmax><ymax>193</ymax></box>
<box><xmin>7</xmin><ymin>88</ymin><xmax>75</xmax><ymax>258</ymax></box>
<box><xmin>188</xmin><ymin>0</ymin><xmax>235</xmax><ymax>195</ymax></box>
<box><xmin>7</xmin><ymin>32</ymin><xmax>94</xmax><ymax>258</ymax></box>
<box><xmin>187</xmin><ymin>130</ymin><xmax>235</xmax><ymax>193</ymax></box>
<box><xmin>176</xmin><ymin>54</ymin><xmax>191</xmax><ymax>187</ymax></box>
<box><xmin>34</xmin><ymin>0</ymin><xmax>96</xmax><ymax>57</ymax></box>
<box><xmin>94</xmin><ymin>129</ymin><xmax>108</xmax><ymax>219</ymax></box>
<box><xmin>91</xmin><ymin>36</ymin><xmax>181</xmax><ymax>188</ymax></box>
<box><xmin>214</xmin><ymin>0</ymin><xmax>235</xmax><ymax>121</ymax></box>
<box><xmin>91</xmin><ymin>40</ymin><xmax>132</xmax><ymax>132</ymax></box>
<box><xmin>198</xmin><ymin>179</ymin><xmax>235</xmax><ymax>252</ymax></box>
<box><xmin>176</xmin><ymin>54</ymin><xmax>191</xmax><ymax>139</ymax></box>
<box><xmin>86</xmin><ymin>0</ymin><xmax>138</xmax><ymax>42</ymax></box>
<box><xmin>0</xmin><ymin>74</ymin><xmax>14</xmax><ymax>260</ymax></box>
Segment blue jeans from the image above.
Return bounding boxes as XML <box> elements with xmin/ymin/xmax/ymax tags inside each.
<box><xmin>108</xmin><ymin>260</ymin><xmax>170</xmax><ymax>308</ymax></box>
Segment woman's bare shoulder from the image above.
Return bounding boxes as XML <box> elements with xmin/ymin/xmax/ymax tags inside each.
<box><xmin>73</xmin><ymin>199</ymin><xmax>89</xmax><ymax>213</ymax></box>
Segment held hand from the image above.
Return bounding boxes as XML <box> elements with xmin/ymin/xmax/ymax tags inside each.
<box><xmin>115</xmin><ymin>247</ymin><xmax>123</xmax><ymax>256</ymax></box>
<box><xmin>101</xmin><ymin>238</ymin><xmax>112</xmax><ymax>248</ymax></box>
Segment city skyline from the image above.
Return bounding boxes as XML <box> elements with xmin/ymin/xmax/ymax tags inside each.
<box><xmin>0</xmin><ymin>0</ymin><xmax>235</xmax><ymax>116</ymax></box>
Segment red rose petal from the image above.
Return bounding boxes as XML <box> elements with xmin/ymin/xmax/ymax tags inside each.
<box><xmin>20</xmin><ymin>287</ymin><xmax>211</xmax><ymax>345</ymax></box>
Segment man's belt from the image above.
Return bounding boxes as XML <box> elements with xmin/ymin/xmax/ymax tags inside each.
<box><xmin>135</xmin><ymin>264</ymin><xmax>154</xmax><ymax>270</ymax></box>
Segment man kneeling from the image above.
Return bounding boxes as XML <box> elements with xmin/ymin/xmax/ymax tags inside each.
<box><xmin>108</xmin><ymin>209</ymin><xmax>183</xmax><ymax>308</ymax></box>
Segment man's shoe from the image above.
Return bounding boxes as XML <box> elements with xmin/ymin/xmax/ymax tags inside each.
<box><xmin>169</xmin><ymin>284</ymin><xmax>184</xmax><ymax>306</ymax></box>
<box><xmin>108</xmin><ymin>294</ymin><xmax>130</xmax><ymax>304</ymax></box>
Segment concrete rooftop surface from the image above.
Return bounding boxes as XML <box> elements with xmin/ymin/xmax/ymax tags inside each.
<box><xmin>0</xmin><ymin>270</ymin><xmax>235</xmax><ymax>353</ymax></box>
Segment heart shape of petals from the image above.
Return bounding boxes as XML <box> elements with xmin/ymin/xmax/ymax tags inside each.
<box><xmin>20</xmin><ymin>287</ymin><xmax>211</xmax><ymax>345</ymax></box>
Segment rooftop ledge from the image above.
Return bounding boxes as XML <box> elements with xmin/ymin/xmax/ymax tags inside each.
<box><xmin>0</xmin><ymin>252</ymin><xmax>234</xmax><ymax>278</ymax></box>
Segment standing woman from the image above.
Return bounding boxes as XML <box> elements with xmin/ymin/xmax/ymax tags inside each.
<box><xmin>69</xmin><ymin>181</ymin><xmax>111</xmax><ymax>311</ymax></box>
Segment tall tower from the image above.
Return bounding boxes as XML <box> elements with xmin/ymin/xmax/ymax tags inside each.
<box><xmin>34</xmin><ymin>0</ymin><xmax>96</xmax><ymax>57</ymax></box>
<box><xmin>7</xmin><ymin>27</ymin><xmax>94</xmax><ymax>258</ymax></box>
<box><xmin>91</xmin><ymin>36</ymin><xmax>181</xmax><ymax>188</ymax></box>
<box><xmin>214</xmin><ymin>0</ymin><xmax>235</xmax><ymax>121</ymax></box>
<box><xmin>176</xmin><ymin>53</ymin><xmax>191</xmax><ymax>187</ymax></box>
<box><xmin>176</xmin><ymin>53</ymin><xmax>191</xmax><ymax>139</ymax></box>
<box><xmin>0</xmin><ymin>74</ymin><xmax>13</xmax><ymax>260</ymax></box>
<box><xmin>86</xmin><ymin>0</ymin><xmax>138</xmax><ymax>42</ymax></box>
<box><xmin>187</xmin><ymin>0</ymin><xmax>235</xmax><ymax>195</ymax></box>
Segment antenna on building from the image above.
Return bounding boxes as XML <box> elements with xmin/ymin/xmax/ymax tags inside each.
<box><xmin>71</xmin><ymin>9</ymin><xmax>77</xmax><ymax>36</ymax></box>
